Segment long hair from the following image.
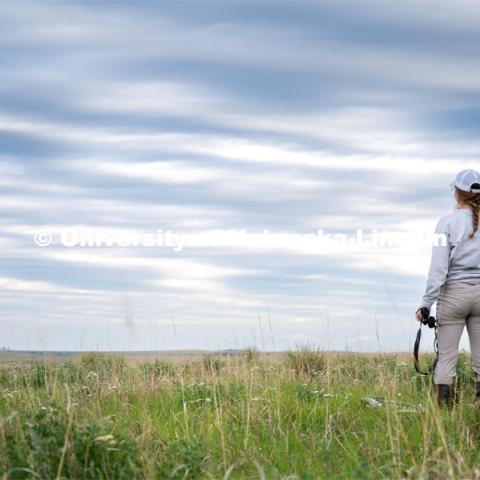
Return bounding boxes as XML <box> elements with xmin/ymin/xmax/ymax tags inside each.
<box><xmin>455</xmin><ymin>187</ymin><xmax>480</xmax><ymax>239</ymax></box>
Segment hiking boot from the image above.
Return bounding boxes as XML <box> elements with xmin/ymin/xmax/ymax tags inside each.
<box><xmin>475</xmin><ymin>382</ymin><xmax>480</xmax><ymax>399</ymax></box>
<box><xmin>435</xmin><ymin>384</ymin><xmax>454</xmax><ymax>407</ymax></box>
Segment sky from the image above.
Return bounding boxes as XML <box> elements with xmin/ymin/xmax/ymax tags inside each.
<box><xmin>1</xmin><ymin>0</ymin><xmax>480</xmax><ymax>352</ymax></box>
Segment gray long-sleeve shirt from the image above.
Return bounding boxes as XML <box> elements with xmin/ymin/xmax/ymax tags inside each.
<box><xmin>420</xmin><ymin>207</ymin><xmax>480</xmax><ymax>310</ymax></box>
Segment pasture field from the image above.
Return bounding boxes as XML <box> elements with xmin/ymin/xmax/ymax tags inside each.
<box><xmin>0</xmin><ymin>349</ymin><xmax>479</xmax><ymax>479</ymax></box>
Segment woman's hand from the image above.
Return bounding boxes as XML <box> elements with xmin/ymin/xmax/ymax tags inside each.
<box><xmin>415</xmin><ymin>308</ymin><xmax>424</xmax><ymax>322</ymax></box>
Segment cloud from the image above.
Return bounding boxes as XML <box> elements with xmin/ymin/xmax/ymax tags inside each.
<box><xmin>0</xmin><ymin>0</ymin><xmax>478</xmax><ymax>351</ymax></box>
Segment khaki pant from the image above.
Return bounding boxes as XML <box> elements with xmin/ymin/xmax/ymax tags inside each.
<box><xmin>434</xmin><ymin>280</ymin><xmax>480</xmax><ymax>385</ymax></box>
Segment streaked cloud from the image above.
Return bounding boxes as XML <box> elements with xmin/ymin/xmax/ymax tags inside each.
<box><xmin>0</xmin><ymin>0</ymin><xmax>478</xmax><ymax>352</ymax></box>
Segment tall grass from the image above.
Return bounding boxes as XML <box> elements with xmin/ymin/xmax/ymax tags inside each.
<box><xmin>284</xmin><ymin>344</ymin><xmax>326</xmax><ymax>377</ymax></box>
<box><xmin>0</xmin><ymin>350</ymin><xmax>478</xmax><ymax>479</ymax></box>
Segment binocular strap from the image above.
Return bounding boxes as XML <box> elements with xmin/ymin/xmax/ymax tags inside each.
<box><xmin>413</xmin><ymin>324</ymin><xmax>439</xmax><ymax>376</ymax></box>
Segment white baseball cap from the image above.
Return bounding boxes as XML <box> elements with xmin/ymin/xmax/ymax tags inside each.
<box><xmin>450</xmin><ymin>169</ymin><xmax>480</xmax><ymax>193</ymax></box>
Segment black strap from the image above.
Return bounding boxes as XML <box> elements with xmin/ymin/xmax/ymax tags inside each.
<box><xmin>413</xmin><ymin>322</ymin><xmax>439</xmax><ymax>376</ymax></box>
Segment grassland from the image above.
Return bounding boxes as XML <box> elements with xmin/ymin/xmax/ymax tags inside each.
<box><xmin>0</xmin><ymin>348</ymin><xmax>479</xmax><ymax>479</ymax></box>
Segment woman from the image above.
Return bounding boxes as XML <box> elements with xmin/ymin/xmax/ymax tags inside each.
<box><xmin>417</xmin><ymin>169</ymin><xmax>480</xmax><ymax>406</ymax></box>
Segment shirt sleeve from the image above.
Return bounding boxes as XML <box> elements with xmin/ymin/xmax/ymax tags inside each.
<box><xmin>419</xmin><ymin>216</ymin><xmax>451</xmax><ymax>310</ymax></box>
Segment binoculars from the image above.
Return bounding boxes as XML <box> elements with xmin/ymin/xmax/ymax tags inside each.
<box><xmin>420</xmin><ymin>307</ymin><xmax>436</xmax><ymax>329</ymax></box>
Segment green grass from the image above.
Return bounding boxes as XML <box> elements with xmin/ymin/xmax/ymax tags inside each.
<box><xmin>0</xmin><ymin>350</ymin><xmax>479</xmax><ymax>479</ymax></box>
